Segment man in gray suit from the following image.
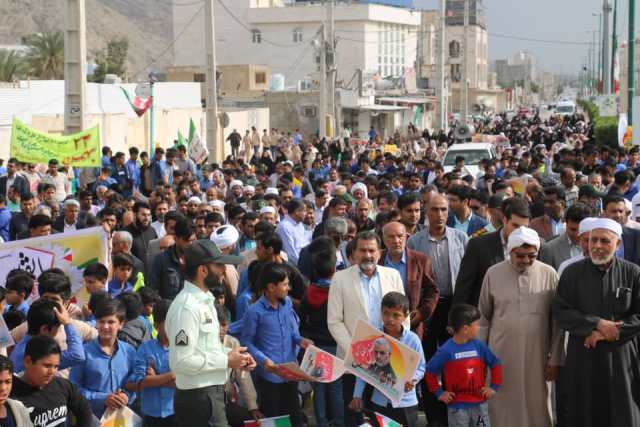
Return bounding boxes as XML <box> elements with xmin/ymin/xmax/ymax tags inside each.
<box><xmin>539</xmin><ymin>203</ymin><xmax>592</xmax><ymax>271</ymax></box>
<box><xmin>407</xmin><ymin>193</ymin><xmax>468</xmax><ymax>427</ymax></box>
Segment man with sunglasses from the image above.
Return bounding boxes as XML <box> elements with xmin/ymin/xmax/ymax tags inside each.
<box><xmin>477</xmin><ymin>226</ymin><xmax>563</xmax><ymax>427</ymax></box>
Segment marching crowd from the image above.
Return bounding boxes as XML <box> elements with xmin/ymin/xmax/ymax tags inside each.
<box><xmin>0</xmin><ymin>110</ymin><xmax>638</xmax><ymax>427</ymax></box>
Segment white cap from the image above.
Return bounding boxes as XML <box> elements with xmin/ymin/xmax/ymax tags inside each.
<box><xmin>578</xmin><ymin>217</ymin><xmax>598</xmax><ymax>235</ymax></box>
<box><xmin>230</xmin><ymin>179</ymin><xmax>243</xmax><ymax>188</ymax></box>
<box><xmin>507</xmin><ymin>226</ymin><xmax>541</xmax><ymax>253</ymax></box>
<box><xmin>209</xmin><ymin>199</ymin><xmax>225</xmax><ymax>209</ymax></box>
<box><xmin>265</xmin><ymin>187</ymin><xmax>279</xmax><ymax>195</ymax></box>
<box><xmin>244</xmin><ymin>185</ymin><xmax>255</xmax><ymax>193</ymax></box>
<box><xmin>590</xmin><ymin>218</ymin><xmax>623</xmax><ymax>238</ymax></box>
<box><xmin>188</xmin><ymin>196</ymin><xmax>202</xmax><ymax>205</ymax></box>
<box><xmin>260</xmin><ymin>206</ymin><xmax>276</xmax><ymax>215</ymax></box>
<box><xmin>211</xmin><ymin>224</ymin><xmax>240</xmax><ymax>249</ymax></box>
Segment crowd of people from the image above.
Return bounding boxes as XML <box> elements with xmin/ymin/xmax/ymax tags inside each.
<box><xmin>0</xmin><ymin>110</ymin><xmax>637</xmax><ymax>427</ymax></box>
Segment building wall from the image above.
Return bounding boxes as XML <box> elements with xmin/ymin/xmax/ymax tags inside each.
<box><xmin>172</xmin><ymin>0</ymin><xmax>420</xmax><ymax>91</ymax></box>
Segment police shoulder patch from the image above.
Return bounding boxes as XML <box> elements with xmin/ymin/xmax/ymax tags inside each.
<box><xmin>175</xmin><ymin>329</ymin><xmax>189</xmax><ymax>346</ymax></box>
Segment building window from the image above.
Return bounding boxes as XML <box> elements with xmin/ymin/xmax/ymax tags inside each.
<box><xmin>293</xmin><ymin>28</ymin><xmax>303</xmax><ymax>43</ymax></box>
<box><xmin>255</xmin><ymin>72</ymin><xmax>266</xmax><ymax>84</ymax></box>
<box><xmin>251</xmin><ymin>29</ymin><xmax>261</xmax><ymax>44</ymax></box>
<box><xmin>451</xmin><ymin>64</ymin><xmax>461</xmax><ymax>82</ymax></box>
<box><xmin>194</xmin><ymin>73</ymin><xmax>205</xmax><ymax>83</ymax></box>
<box><xmin>449</xmin><ymin>40</ymin><xmax>461</xmax><ymax>58</ymax></box>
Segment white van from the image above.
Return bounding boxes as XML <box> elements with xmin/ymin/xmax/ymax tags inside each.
<box><xmin>555</xmin><ymin>100</ymin><xmax>576</xmax><ymax>116</ymax></box>
<box><xmin>443</xmin><ymin>143</ymin><xmax>497</xmax><ymax>177</ymax></box>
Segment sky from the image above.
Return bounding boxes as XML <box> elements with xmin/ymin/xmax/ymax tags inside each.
<box><xmin>413</xmin><ymin>0</ymin><xmax>629</xmax><ymax>75</ymax></box>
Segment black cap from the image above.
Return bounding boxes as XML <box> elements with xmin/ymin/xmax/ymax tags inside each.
<box><xmin>183</xmin><ymin>239</ymin><xmax>243</xmax><ymax>271</ymax></box>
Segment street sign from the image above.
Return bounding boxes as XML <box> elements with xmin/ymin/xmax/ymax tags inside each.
<box><xmin>135</xmin><ymin>83</ymin><xmax>152</xmax><ymax>98</ymax></box>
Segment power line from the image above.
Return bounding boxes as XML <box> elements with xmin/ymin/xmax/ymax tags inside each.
<box><xmin>129</xmin><ymin>4</ymin><xmax>205</xmax><ymax>80</ymax></box>
<box><xmin>215</xmin><ymin>0</ymin><xmax>299</xmax><ymax>48</ymax></box>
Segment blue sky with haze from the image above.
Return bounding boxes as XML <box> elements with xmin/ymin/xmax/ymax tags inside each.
<box><xmin>412</xmin><ymin>0</ymin><xmax>634</xmax><ymax>75</ymax></box>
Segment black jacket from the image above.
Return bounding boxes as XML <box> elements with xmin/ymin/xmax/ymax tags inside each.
<box><xmin>126</xmin><ymin>222</ymin><xmax>158</xmax><ymax>270</ymax></box>
<box><xmin>11</xmin><ymin>375</ymin><xmax>94</xmax><ymax>427</ymax></box>
<box><xmin>453</xmin><ymin>230</ymin><xmax>504</xmax><ymax>307</ymax></box>
<box><xmin>52</xmin><ymin>215</ymin><xmax>88</xmax><ymax>233</ymax></box>
<box><xmin>300</xmin><ymin>283</ymin><xmax>335</xmax><ymax>346</ymax></box>
<box><xmin>148</xmin><ymin>244</ymin><xmax>185</xmax><ymax>300</ymax></box>
<box><xmin>9</xmin><ymin>212</ymin><xmax>29</xmax><ymax>241</ymax></box>
<box><xmin>622</xmin><ymin>226</ymin><xmax>640</xmax><ymax>265</ymax></box>
<box><xmin>0</xmin><ymin>175</ymin><xmax>29</xmax><ymax>198</ymax></box>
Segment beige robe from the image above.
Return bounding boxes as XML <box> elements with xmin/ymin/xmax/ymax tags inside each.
<box><xmin>478</xmin><ymin>260</ymin><xmax>564</xmax><ymax>427</ymax></box>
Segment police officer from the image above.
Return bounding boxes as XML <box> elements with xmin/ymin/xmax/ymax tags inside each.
<box><xmin>167</xmin><ymin>239</ymin><xmax>255</xmax><ymax>426</ymax></box>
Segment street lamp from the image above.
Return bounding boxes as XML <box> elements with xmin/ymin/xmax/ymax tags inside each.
<box><xmin>148</xmin><ymin>71</ymin><xmax>160</xmax><ymax>156</ymax></box>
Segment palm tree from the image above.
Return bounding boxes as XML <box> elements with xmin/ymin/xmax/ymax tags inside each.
<box><xmin>24</xmin><ymin>31</ymin><xmax>64</xmax><ymax>80</ymax></box>
<box><xmin>0</xmin><ymin>49</ymin><xmax>25</xmax><ymax>82</ymax></box>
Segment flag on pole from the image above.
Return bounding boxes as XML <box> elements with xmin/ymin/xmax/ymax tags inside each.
<box><xmin>120</xmin><ymin>87</ymin><xmax>153</xmax><ymax>117</ymax></box>
<box><xmin>188</xmin><ymin>118</ymin><xmax>197</xmax><ymax>144</ymax></box>
<box><xmin>613</xmin><ymin>44</ymin><xmax>620</xmax><ymax>94</ymax></box>
<box><xmin>374</xmin><ymin>412</ymin><xmax>402</xmax><ymax>427</ymax></box>
<box><xmin>244</xmin><ymin>416</ymin><xmax>292</xmax><ymax>427</ymax></box>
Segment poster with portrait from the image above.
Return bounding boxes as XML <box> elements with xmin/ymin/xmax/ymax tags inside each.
<box><xmin>300</xmin><ymin>345</ymin><xmax>346</xmax><ymax>383</ymax></box>
<box><xmin>273</xmin><ymin>362</ymin><xmax>315</xmax><ymax>382</ymax></box>
<box><xmin>344</xmin><ymin>319</ymin><xmax>421</xmax><ymax>406</ymax></box>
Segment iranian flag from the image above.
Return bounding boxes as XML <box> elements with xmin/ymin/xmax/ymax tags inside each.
<box><xmin>120</xmin><ymin>87</ymin><xmax>153</xmax><ymax>117</ymax></box>
<box><xmin>374</xmin><ymin>412</ymin><xmax>402</xmax><ymax>427</ymax></box>
<box><xmin>244</xmin><ymin>416</ymin><xmax>292</xmax><ymax>427</ymax></box>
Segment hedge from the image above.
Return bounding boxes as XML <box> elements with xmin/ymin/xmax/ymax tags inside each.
<box><xmin>577</xmin><ymin>99</ymin><xmax>618</xmax><ymax>148</ymax></box>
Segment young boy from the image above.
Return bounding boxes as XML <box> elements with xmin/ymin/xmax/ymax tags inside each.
<box><xmin>4</xmin><ymin>271</ymin><xmax>34</xmax><ymax>316</ymax></box>
<box><xmin>241</xmin><ymin>262</ymin><xmax>312</xmax><ymax>427</ymax></box>
<box><xmin>0</xmin><ymin>355</ymin><xmax>32</xmax><ymax>426</ymax></box>
<box><xmin>131</xmin><ymin>299</ymin><xmax>177</xmax><ymax>427</ymax></box>
<box><xmin>117</xmin><ymin>292</ymin><xmax>151</xmax><ymax>349</ymax></box>
<box><xmin>425</xmin><ymin>303</ymin><xmax>502</xmax><ymax>427</ymax></box>
<box><xmin>108</xmin><ymin>253</ymin><xmax>135</xmax><ymax>298</ymax></box>
<box><xmin>83</xmin><ymin>262</ymin><xmax>109</xmax><ymax>294</ymax></box>
<box><xmin>299</xmin><ymin>251</ymin><xmax>344</xmax><ymax>427</ymax></box>
<box><xmin>84</xmin><ymin>291</ymin><xmax>112</xmax><ymax>327</ymax></box>
<box><xmin>138</xmin><ymin>287</ymin><xmax>161</xmax><ymax>338</ymax></box>
<box><xmin>10</xmin><ymin>336</ymin><xmax>94</xmax><ymax>426</ymax></box>
<box><xmin>69</xmin><ymin>299</ymin><xmax>137</xmax><ymax>418</ymax></box>
<box><xmin>10</xmin><ymin>299</ymin><xmax>85</xmax><ymax>373</ymax></box>
<box><xmin>349</xmin><ymin>292</ymin><xmax>426</xmax><ymax>427</ymax></box>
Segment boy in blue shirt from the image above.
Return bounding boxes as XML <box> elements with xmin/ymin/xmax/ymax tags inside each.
<box><xmin>131</xmin><ymin>299</ymin><xmax>177</xmax><ymax>427</ymax></box>
<box><xmin>108</xmin><ymin>253</ymin><xmax>134</xmax><ymax>298</ymax></box>
<box><xmin>241</xmin><ymin>262</ymin><xmax>313</xmax><ymax>427</ymax></box>
<box><xmin>349</xmin><ymin>292</ymin><xmax>426</xmax><ymax>427</ymax></box>
<box><xmin>3</xmin><ymin>270</ymin><xmax>34</xmax><ymax>316</ymax></box>
<box><xmin>10</xmin><ymin>299</ymin><xmax>85</xmax><ymax>373</ymax></box>
<box><xmin>69</xmin><ymin>299</ymin><xmax>137</xmax><ymax>418</ymax></box>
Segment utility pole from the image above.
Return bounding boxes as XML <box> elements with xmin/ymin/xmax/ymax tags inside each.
<box><xmin>603</xmin><ymin>0</ymin><xmax>612</xmax><ymax>94</ymax></box>
<box><xmin>435</xmin><ymin>0</ymin><xmax>447</xmax><ymax>131</ymax></box>
<box><xmin>460</xmin><ymin>0</ymin><xmax>469</xmax><ymax>124</ymax></box>
<box><xmin>318</xmin><ymin>22</ymin><xmax>328</xmax><ymax>139</ymax></box>
<box><xmin>611</xmin><ymin>0</ymin><xmax>618</xmax><ymax>94</ymax></box>
<box><xmin>205</xmin><ymin>0</ymin><xmax>221</xmax><ymax>162</ymax></box>
<box><xmin>595</xmin><ymin>12</ymin><xmax>602</xmax><ymax>90</ymax></box>
<box><xmin>64</xmin><ymin>0</ymin><xmax>87</xmax><ymax>135</ymax></box>
<box><xmin>327</xmin><ymin>0</ymin><xmax>336</xmax><ymax>139</ymax></box>
<box><xmin>629</xmin><ymin>0</ymin><xmax>635</xmax><ymax>125</ymax></box>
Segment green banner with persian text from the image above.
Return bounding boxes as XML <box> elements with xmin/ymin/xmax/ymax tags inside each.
<box><xmin>10</xmin><ymin>118</ymin><xmax>101</xmax><ymax>167</ymax></box>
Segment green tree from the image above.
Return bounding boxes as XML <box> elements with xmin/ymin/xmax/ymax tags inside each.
<box><xmin>91</xmin><ymin>37</ymin><xmax>129</xmax><ymax>83</ymax></box>
<box><xmin>24</xmin><ymin>31</ymin><xmax>64</xmax><ymax>79</ymax></box>
<box><xmin>0</xmin><ymin>49</ymin><xmax>25</xmax><ymax>82</ymax></box>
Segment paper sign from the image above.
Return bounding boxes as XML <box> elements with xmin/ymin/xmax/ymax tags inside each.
<box><xmin>300</xmin><ymin>345</ymin><xmax>346</xmax><ymax>383</ymax></box>
<box><xmin>188</xmin><ymin>133</ymin><xmax>209</xmax><ymax>164</ymax></box>
<box><xmin>344</xmin><ymin>319</ymin><xmax>421</xmax><ymax>406</ymax></box>
<box><xmin>100</xmin><ymin>406</ymin><xmax>142</xmax><ymax>427</ymax></box>
<box><xmin>10</xmin><ymin>117</ymin><xmax>101</xmax><ymax>167</ymax></box>
<box><xmin>509</xmin><ymin>176</ymin><xmax>528</xmax><ymax>195</ymax></box>
<box><xmin>273</xmin><ymin>362</ymin><xmax>315</xmax><ymax>382</ymax></box>
<box><xmin>0</xmin><ymin>227</ymin><xmax>109</xmax><ymax>295</ymax></box>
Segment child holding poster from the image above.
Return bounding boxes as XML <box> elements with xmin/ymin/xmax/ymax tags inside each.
<box><xmin>349</xmin><ymin>292</ymin><xmax>425</xmax><ymax>427</ymax></box>
<box><xmin>241</xmin><ymin>262</ymin><xmax>312</xmax><ymax>427</ymax></box>
<box><xmin>425</xmin><ymin>304</ymin><xmax>502</xmax><ymax>427</ymax></box>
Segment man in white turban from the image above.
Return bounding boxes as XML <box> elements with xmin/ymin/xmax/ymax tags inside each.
<box><xmin>478</xmin><ymin>226</ymin><xmax>563</xmax><ymax>427</ymax></box>
<box><xmin>553</xmin><ymin>217</ymin><xmax>640</xmax><ymax>426</ymax></box>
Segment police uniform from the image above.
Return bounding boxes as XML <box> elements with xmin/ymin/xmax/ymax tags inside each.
<box><xmin>166</xmin><ymin>239</ymin><xmax>243</xmax><ymax>427</ymax></box>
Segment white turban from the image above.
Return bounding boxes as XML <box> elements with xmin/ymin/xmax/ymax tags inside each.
<box><xmin>244</xmin><ymin>185</ymin><xmax>255</xmax><ymax>193</ymax></box>
<box><xmin>507</xmin><ymin>226</ymin><xmax>541</xmax><ymax>253</ymax></box>
<box><xmin>265</xmin><ymin>187</ymin><xmax>279</xmax><ymax>195</ymax></box>
<box><xmin>211</xmin><ymin>224</ymin><xmax>239</xmax><ymax>249</ymax></box>
<box><xmin>350</xmin><ymin>182</ymin><xmax>368</xmax><ymax>199</ymax></box>
<box><xmin>188</xmin><ymin>196</ymin><xmax>202</xmax><ymax>205</ymax></box>
<box><xmin>209</xmin><ymin>200</ymin><xmax>225</xmax><ymax>209</ymax></box>
<box><xmin>230</xmin><ymin>179</ymin><xmax>243</xmax><ymax>188</ymax></box>
<box><xmin>578</xmin><ymin>217</ymin><xmax>598</xmax><ymax>235</ymax></box>
<box><xmin>590</xmin><ymin>218</ymin><xmax>622</xmax><ymax>238</ymax></box>
<box><xmin>260</xmin><ymin>206</ymin><xmax>276</xmax><ymax>215</ymax></box>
